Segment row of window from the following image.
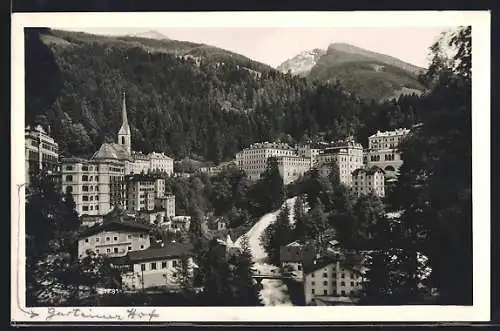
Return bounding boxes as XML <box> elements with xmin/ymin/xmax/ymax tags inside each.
<box><xmin>311</xmin><ymin>272</ymin><xmax>356</xmax><ymax>278</ymax></box>
<box><xmin>84</xmin><ymin>233</ymin><xmax>145</xmax><ymax>243</ymax></box>
<box><xmin>140</xmin><ymin>259</ymin><xmax>179</xmax><ymax>271</ymax></box>
<box><xmin>311</xmin><ymin>280</ymin><xmax>358</xmax><ymax>287</ymax></box>
<box><xmin>82</xmin><ymin>195</ymin><xmax>99</xmax><ymax>201</ymax></box>
<box><xmin>82</xmin><ymin>205</ymin><xmax>99</xmax><ymax>211</ymax></box>
<box><xmin>311</xmin><ymin>288</ymin><xmax>353</xmax><ymax>296</ymax></box>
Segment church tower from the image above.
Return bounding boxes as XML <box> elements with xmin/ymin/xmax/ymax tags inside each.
<box><xmin>117</xmin><ymin>91</ymin><xmax>131</xmax><ymax>155</ymax></box>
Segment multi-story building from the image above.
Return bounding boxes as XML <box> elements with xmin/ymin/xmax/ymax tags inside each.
<box><xmin>126</xmin><ymin>174</ymin><xmax>163</xmax><ymax>212</ymax></box>
<box><xmin>303</xmin><ymin>256</ymin><xmax>364</xmax><ymax>305</ymax></box>
<box><xmin>277</xmin><ymin>156</ymin><xmax>312</xmax><ymax>185</ymax></box>
<box><xmin>296</xmin><ymin>143</ymin><xmax>321</xmax><ymax>168</ymax></box>
<box><xmin>77</xmin><ymin>220</ymin><xmax>151</xmax><ymax>259</ymax></box>
<box><xmin>155</xmin><ymin>194</ymin><xmax>176</xmax><ymax>219</ymax></box>
<box><xmin>61</xmin><ymin>157</ymin><xmax>126</xmax><ymax>216</ymax></box>
<box><xmin>131</xmin><ymin>152</ymin><xmax>150</xmax><ymax>174</ymax></box>
<box><xmin>351</xmin><ymin>166</ymin><xmax>386</xmax><ymax>198</ymax></box>
<box><xmin>366</xmin><ymin>128</ymin><xmax>410</xmax><ymax>177</ymax></box>
<box><xmin>235</xmin><ymin>142</ymin><xmax>298</xmax><ymax>181</ymax></box>
<box><xmin>61</xmin><ymin>92</ymin><xmax>174</xmax><ymax>216</ymax></box>
<box><xmin>316</xmin><ymin>140</ymin><xmax>364</xmax><ymax>185</ymax></box>
<box><xmin>148</xmin><ymin>152</ymin><xmax>174</xmax><ymax>175</ymax></box>
<box><xmin>25</xmin><ymin>125</ymin><xmax>59</xmax><ymax>185</ymax></box>
<box><xmin>121</xmin><ymin>243</ymin><xmax>195</xmax><ymax>291</ymax></box>
<box><xmin>279</xmin><ymin>241</ymin><xmax>315</xmax><ymax>281</ymax></box>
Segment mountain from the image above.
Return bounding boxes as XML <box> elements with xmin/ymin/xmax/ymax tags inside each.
<box><xmin>127</xmin><ymin>30</ymin><xmax>170</xmax><ymax>40</ymax></box>
<box><xmin>276</xmin><ymin>48</ymin><xmax>326</xmax><ymax>76</ymax></box>
<box><xmin>42</xmin><ymin>29</ymin><xmax>274</xmax><ymax>73</ymax></box>
<box><xmin>26</xmin><ymin>28</ymin><xmax>425</xmax><ymax>163</ymax></box>
<box><xmin>277</xmin><ymin>43</ymin><xmax>426</xmax><ymax>101</ymax></box>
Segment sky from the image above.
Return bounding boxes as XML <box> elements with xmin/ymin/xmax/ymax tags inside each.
<box><xmin>60</xmin><ymin>27</ymin><xmax>451</xmax><ymax>69</ymax></box>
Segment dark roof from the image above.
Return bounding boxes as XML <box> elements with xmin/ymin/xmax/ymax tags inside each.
<box><xmin>303</xmin><ymin>250</ymin><xmax>364</xmax><ymax>275</ymax></box>
<box><xmin>79</xmin><ymin>220</ymin><xmax>150</xmax><ymax>238</ymax></box>
<box><xmin>280</xmin><ymin>244</ymin><xmax>315</xmax><ymax>263</ymax></box>
<box><xmin>127</xmin><ymin>243</ymin><xmax>194</xmax><ymax>263</ymax></box>
<box><xmin>91</xmin><ymin>143</ymin><xmax>132</xmax><ymax>161</ymax></box>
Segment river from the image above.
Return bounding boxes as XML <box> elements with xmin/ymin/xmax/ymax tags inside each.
<box><xmin>228</xmin><ymin>197</ymin><xmax>297</xmax><ymax>306</ymax></box>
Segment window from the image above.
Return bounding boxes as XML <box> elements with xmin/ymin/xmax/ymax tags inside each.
<box><xmin>66</xmin><ymin>165</ymin><xmax>73</xmax><ymax>171</ymax></box>
<box><xmin>162</xmin><ymin>262</ymin><xmax>167</xmax><ymax>268</ymax></box>
<box><xmin>311</xmin><ymin>281</ymin><xmax>315</xmax><ymax>285</ymax></box>
<box><xmin>172</xmin><ymin>273</ymin><xmax>177</xmax><ymax>278</ymax></box>
<box><xmin>128</xmin><ymin>234</ymin><xmax>132</xmax><ymax>239</ymax></box>
<box><xmin>95</xmin><ymin>195</ymin><xmax>99</xmax><ymax>201</ymax></box>
<box><xmin>83</xmin><ymin>196</ymin><xmax>89</xmax><ymax>201</ymax></box>
<box><xmin>106</xmin><ymin>237</ymin><xmax>110</xmax><ymax>241</ymax></box>
<box><xmin>341</xmin><ymin>290</ymin><xmax>346</xmax><ymax>295</ymax></box>
<box><xmin>85</xmin><ymin>238</ymin><xmax>89</xmax><ymax>243</ymax></box>
<box><xmin>341</xmin><ymin>281</ymin><xmax>345</xmax><ymax>286</ymax></box>
<box><xmin>140</xmin><ymin>245</ymin><xmax>144</xmax><ymax>249</ymax></box>
<box><xmin>95</xmin><ymin>205</ymin><xmax>99</xmax><ymax>210</ymax></box>
<box><xmin>324</xmin><ymin>289</ymin><xmax>328</xmax><ymax>295</ymax></box>
<box><xmin>151</xmin><ymin>262</ymin><xmax>157</xmax><ymax>270</ymax></box>
<box><xmin>341</xmin><ymin>273</ymin><xmax>345</xmax><ymax>278</ymax></box>
<box><xmin>323</xmin><ymin>273</ymin><xmax>328</xmax><ymax>278</ymax></box>
<box><xmin>66</xmin><ymin>186</ymin><xmax>73</xmax><ymax>193</ymax></box>
<box><xmin>114</xmin><ymin>236</ymin><xmax>118</xmax><ymax>241</ymax></box>
<box><xmin>311</xmin><ymin>289</ymin><xmax>315</xmax><ymax>294</ymax></box>
<box><xmin>82</xmin><ymin>206</ymin><xmax>89</xmax><ymax>211</ymax></box>
<box><xmin>65</xmin><ymin>175</ymin><xmax>73</xmax><ymax>182</ymax></box>
<box><xmin>128</xmin><ymin>246</ymin><xmax>132</xmax><ymax>251</ymax></box>
<box><xmin>96</xmin><ymin>249</ymin><xmax>99</xmax><ymax>254</ymax></box>
<box><xmin>82</xmin><ymin>175</ymin><xmax>89</xmax><ymax>181</ymax></box>
<box><xmin>141</xmin><ymin>264</ymin><xmax>146</xmax><ymax>271</ymax></box>
<box><xmin>350</xmin><ymin>281</ymin><xmax>354</xmax><ymax>286</ymax></box>
<box><xmin>114</xmin><ymin>247</ymin><xmax>118</xmax><ymax>253</ymax></box>
<box><xmin>297</xmin><ymin>265</ymin><xmax>302</xmax><ymax>271</ymax></box>
<box><xmin>95</xmin><ymin>176</ymin><xmax>99</xmax><ymax>181</ymax></box>
<box><xmin>83</xmin><ymin>185</ymin><xmax>89</xmax><ymax>192</ymax></box>
<box><xmin>172</xmin><ymin>260</ymin><xmax>178</xmax><ymax>268</ymax></box>
<box><xmin>82</xmin><ymin>165</ymin><xmax>88</xmax><ymax>171</ymax></box>
<box><xmin>106</xmin><ymin>248</ymin><xmax>111</xmax><ymax>253</ymax></box>
<box><xmin>323</xmin><ymin>281</ymin><xmax>328</xmax><ymax>286</ymax></box>
<box><xmin>95</xmin><ymin>237</ymin><xmax>100</xmax><ymax>242</ymax></box>
<box><xmin>90</xmin><ymin>206</ymin><xmax>93</xmax><ymax>210</ymax></box>
<box><xmin>139</xmin><ymin>234</ymin><xmax>144</xmax><ymax>238</ymax></box>
<box><xmin>351</xmin><ymin>273</ymin><xmax>354</xmax><ymax>278</ymax></box>
<box><xmin>311</xmin><ymin>273</ymin><xmax>315</xmax><ymax>277</ymax></box>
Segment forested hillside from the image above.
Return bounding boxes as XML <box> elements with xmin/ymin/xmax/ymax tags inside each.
<box><xmin>25</xmin><ymin>28</ymin><xmax>426</xmax><ymax>162</ymax></box>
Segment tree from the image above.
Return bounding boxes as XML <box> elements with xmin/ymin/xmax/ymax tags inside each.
<box><xmin>304</xmin><ymin>198</ymin><xmax>328</xmax><ymax>244</ymax></box>
<box><xmin>228</xmin><ymin>235</ymin><xmax>262</xmax><ymax>306</ymax></box>
<box><xmin>260</xmin><ymin>204</ymin><xmax>293</xmax><ymax>266</ymax></box>
<box><xmin>388</xmin><ymin>26</ymin><xmax>472</xmax><ymax>305</ymax></box>
<box><xmin>292</xmin><ymin>195</ymin><xmax>307</xmax><ymax>242</ymax></box>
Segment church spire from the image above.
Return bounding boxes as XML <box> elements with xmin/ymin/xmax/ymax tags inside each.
<box><xmin>121</xmin><ymin>91</ymin><xmax>128</xmax><ymax>126</ymax></box>
<box><xmin>117</xmin><ymin>90</ymin><xmax>131</xmax><ymax>155</ymax></box>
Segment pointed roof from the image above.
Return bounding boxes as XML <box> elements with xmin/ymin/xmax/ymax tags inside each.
<box><xmin>118</xmin><ymin>91</ymin><xmax>131</xmax><ymax>136</ymax></box>
<box><xmin>91</xmin><ymin>142</ymin><xmax>132</xmax><ymax>161</ymax></box>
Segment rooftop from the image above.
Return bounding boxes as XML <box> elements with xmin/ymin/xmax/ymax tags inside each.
<box><xmin>92</xmin><ymin>143</ymin><xmax>132</xmax><ymax>161</ymax></box>
<box><xmin>369</xmin><ymin>128</ymin><xmax>410</xmax><ymax>138</ymax></box>
<box><xmin>245</xmin><ymin>141</ymin><xmax>295</xmax><ymax>151</ymax></box>
<box><xmin>78</xmin><ymin>219</ymin><xmax>150</xmax><ymax>239</ymax></box>
<box><xmin>127</xmin><ymin>242</ymin><xmax>194</xmax><ymax>263</ymax></box>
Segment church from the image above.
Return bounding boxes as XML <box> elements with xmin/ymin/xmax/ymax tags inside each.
<box><xmin>60</xmin><ymin>92</ymin><xmax>174</xmax><ymax>216</ymax></box>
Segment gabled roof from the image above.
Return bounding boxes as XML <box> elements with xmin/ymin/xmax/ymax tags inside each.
<box><xmin>127</xmin><ymin>243</ymin><xmax>194</xmax><ymax>263</ymax></box>
<box><xmin>78</xmin><ymin>220</ymin><xmax>150</xmax><ymax>239</ymax></box>
<box><xmin>91</xmin><ymin>143</ymin><xmax>132</xmax><ymax>161</ymax></box>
